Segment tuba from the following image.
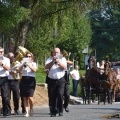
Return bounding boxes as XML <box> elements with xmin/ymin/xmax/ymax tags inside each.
<box><xmin>11</xmin><ymin>46</ymin><xmax>30</xmax><ymax>80</ymax></box>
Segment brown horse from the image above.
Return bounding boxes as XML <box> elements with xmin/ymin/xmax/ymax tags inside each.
<box><xmin>82</xmin><ymin>56</ymin><xmax>119</xmax><ymax>104</ymax></box>
<box><xmin>100</xmin><ymin>68</ymin><xmax>119</xmax><ymax>104</ymax></box>
<box><xmin>84</xmin><ymin>66</ymin><xmax>101</xmax><ymax>104</ymax></box>
<box><xmin>82</xmin><ymin>55</ymin><xmax>101</xmax><ymax>104</ymax></box>
<box><xmin>86</xmin><ymin>55</ymin><xmax>100</xmax><ymax>89</ymax></box>
<box><xmin>80</xmin><ymin>76</ymin><xmax>87</xmax><ymax>104</ymax></box>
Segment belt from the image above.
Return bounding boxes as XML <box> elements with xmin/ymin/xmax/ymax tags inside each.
<box><xmin>49</xmin><ymin>76</ymin><xmax>64</xmax><ymax>81</ymax></box>
<box><xmin>0</xmin><ymin>76</ymin><xmax>7</xmax><ymax>79</ymax></box>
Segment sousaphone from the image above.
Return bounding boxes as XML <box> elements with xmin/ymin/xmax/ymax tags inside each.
<box><xmin>11</xmin><ymin>46</ymin><xmax>30</xmax><ymax>80</ymax></box>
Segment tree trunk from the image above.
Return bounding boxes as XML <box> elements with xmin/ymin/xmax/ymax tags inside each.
<box><xmin>18</xmin><ymin>21</ymin><xmax>30</xmax><ymax>46</ymax></box>
<box><xmin>20</xmin><ymin>0</ymin><xmax>30</xmax><ymax>8</ymax></box>
<box><xmin>13</xmin><ymin>20</ymin><xmax>30</xmax><ymax>52</ymax></box>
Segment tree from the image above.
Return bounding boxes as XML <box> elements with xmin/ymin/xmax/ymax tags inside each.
<box><xmin>1</xmin><ymin>0</ymin><xmax>120</xmax><ymax>62</ymax></box>
<box><xmin>89</xmin><ymin>6</ymin><xmax>120</xmax><ymax>61</ymax></box>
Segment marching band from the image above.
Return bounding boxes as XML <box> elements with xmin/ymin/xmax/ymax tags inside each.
<box><xmin>0</xmin><ymin>46</ymin><xmax>37</xmax><ymax>117</ymax></box>
<box><xmin>0</xmin><ymin>46</ymin><xmax>119</xmax><ymax>118</ymax></box>
<box><xmin>0</xmin><ymin>46</ymin><xmax>71</xmax><ymax>118</ymax></box>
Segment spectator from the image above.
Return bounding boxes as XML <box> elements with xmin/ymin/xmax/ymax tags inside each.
<box><xmin>70</xmin><ymin>65</ymin><xmax>80</xmax><ymax>97</ymax></box>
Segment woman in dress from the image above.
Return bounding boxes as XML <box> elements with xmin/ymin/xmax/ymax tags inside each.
<box><xmin>19</xmin><ymin>52</ymin><xmax>37</xmax><ymax>117</ymax></box>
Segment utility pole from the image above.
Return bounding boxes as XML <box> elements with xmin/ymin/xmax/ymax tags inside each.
<box><xmin>53</xmin><ymin>24</ymin><xmax>57</xmax><ymax>48</ymax></box>
<box><xmin>95</xmin><ymin>49</ymin><xmax>96</xmax><ymax>58</ymax></box>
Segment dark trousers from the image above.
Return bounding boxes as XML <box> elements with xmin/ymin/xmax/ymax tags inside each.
<box><xmin>64</xmin><ymin>71</ymin><xmax>70</xmax><ymax>108</ymax></box>
<box><xmin>72</xmin><ymin>79</ymin><xmax>79</xmax><ymax>97</ymax></box>
<box><xmin>0</xmin><ymin>77</ymin><xmax>10</xmax><ymax>115</ymax></box>
<box><xmin>8</xmin><ymin>80</ymin><xmax>20</xmax><ymax>111</ymax></box>
<box><xmin>49</xmin><ymin>77</ymin><xmax>65</xmax><ymax>114</ymax></box>
<box><xmin>64</xmin><ymin>83</ymin><xmax>70</xmax><ymax>108</ymax></box>
<box><xmin>47</xmin><ymin>78</ymin><xmax>52</xmax><ymax>110</ymax></box>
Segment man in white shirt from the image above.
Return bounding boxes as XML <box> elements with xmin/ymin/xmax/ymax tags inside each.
<box><xmin>7</xmin><ymin>52</ymin><xmax>20</xmax><ymax>115</ymax></box>
<box><xmin>45</xmin><ymin>47</ymin><xmax>67</xmax><ymax>117</ymax></box>
<box><xmin>70</xmin><ymin>65</ymin><xmax>80</xmax><ymax>97</ymax></box>
<box><xmin>0</xmin><ymin>47</ymin><xmax>10</xmax><ymax>117</ymax></box>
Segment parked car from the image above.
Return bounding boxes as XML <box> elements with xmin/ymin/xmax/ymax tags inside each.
<box><xmin>112</xmin><ymin>61</ymin><xmax>120</xmax><ymax>69</ymax></box>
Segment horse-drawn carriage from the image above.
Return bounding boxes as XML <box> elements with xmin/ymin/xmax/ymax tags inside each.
<box><xmin>80</xmin><ymin>57</ymin><xmax>120</xmax><ymax>105</ymax></box>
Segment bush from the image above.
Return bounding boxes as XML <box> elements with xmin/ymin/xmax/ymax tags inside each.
<box><xmin>80</xmin><ymin>62</ymin><xmax>85</xmax><ymax>70</ymax></box>
<box><xmin>69</xmin><ymin>78</ymin><xmax>82</xmax><ymax>97</ymax></box>
<box><xmin>35</xmin><ymin>65</ymin><xmax>46</xmax><ymax>83</ymax></box>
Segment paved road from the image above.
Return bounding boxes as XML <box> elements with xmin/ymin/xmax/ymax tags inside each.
<box><xmin>0</xmin><ymin>102</ymin><xmax>120</xmax><ymax>120</ymax></box>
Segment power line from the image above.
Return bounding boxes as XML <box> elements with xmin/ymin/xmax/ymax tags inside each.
<box><xmin>93</xmin><ymin>28</ymin><xmax>120</xmax><ymax>30</ymax></box>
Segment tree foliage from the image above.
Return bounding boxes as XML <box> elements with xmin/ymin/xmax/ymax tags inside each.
<box><xmin>1</xmin><ymin>0</ymin><xmax>120</xmax><ymax>64</ymax></box>
<box><xmin>0</xmin><ymin>1</ymin><xmax>30</xmax><ymax>32</ymax></box>
<box><xmin>89</xmin><ymin>6</ymin><xmax>120</xmax><ymax>61</ymax></box>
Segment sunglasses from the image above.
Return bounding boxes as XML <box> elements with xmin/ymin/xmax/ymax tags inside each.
<box><xmin>27</xmin><ymin>56</ymin><xmax>31</xmax><ymax>58</ymax></box>
<box><xmin>0</xmin><ymin>51</ymin><xmax>3</xmax><ymax>53</ymax></box>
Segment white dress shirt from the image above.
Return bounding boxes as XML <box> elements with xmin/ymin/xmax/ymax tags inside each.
<box><xmin>22</xmin><ymin>62</ymin><xmax>37</xmax><ymax>77</ymax></box>
<box><xmin>45</xmin><ymin>57</ymin><xmax>67</xmax><ymax>79</ymax></box>
<box><xmin>0</xmin><ymin>56</ymin><xmax>10</xmax><ymax>77</ymax></box>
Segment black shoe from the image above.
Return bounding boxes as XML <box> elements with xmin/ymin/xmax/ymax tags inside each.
<box><xmin>59</xmin><ymin>112</ymin><xmax>63</xmax><ymax>116</ymax></box>
<box><xmin>51</xmin><ymin>113</ymin><xmax>56</xmax><ymax>117</ymax></box>
<box><xmin>3</xmin><ymin>113</ymin><xmax>7</xmax><ymax>117</ymax></box>
<box><xmin>14</xmin><ymin>110</ymin><xmax>20</xmax><ymax>115</ymax></box>
<box><xmin>0</xmin><ymin>108</ymin><xmax>3</xmax><ymax>114</ymax></box>
<box><xmin>22</xmin><ymin>109</ymin><xmax>26</xmax><ymax>114</ymax></box>
<box><xmin>7</xmin><ymin>110</ymin><xmax>11</xmax><ymax>116</ymax></box>
<box><xmin>65</xmin><ymin>106</ymin><xmax>69</xmax><ymax>112</ymax></box>
<box><xmin>3</xmin><ymin>112</ymin><xmax>8</xmax><ymax>117</ymax></box>
<box><xmin>2</xmin><ymin>109</ymin><xmax>11</xmax><ymax>117</ymax></box>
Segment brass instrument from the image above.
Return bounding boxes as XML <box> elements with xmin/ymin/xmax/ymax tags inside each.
<box><xmin>11</xmin><ymin>46</ymin><xmax>30</xmax><ymax>80</ymax></box>
<box><xmin>62</xmin><ymin>50</ymin><xmax>68</xmax><ymax>57</ymax></box>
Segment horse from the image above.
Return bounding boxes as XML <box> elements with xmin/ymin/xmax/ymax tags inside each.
<box><xmin>85</xmin><ymin>67</ymin><xmax>101</xmax><ymax>104</ymax></box>
<box><xmin>83</xmin><ymin>56</ymin><xmax>101</xmax><ymax>104</ymax></box>
<box><xmin>99</xmin><ymin>67</ymin><xmax>119</xmax><ymax>104</ymax></box>
<box><xmin>80</xmin><ymin>75</ymin><xmax>88</xmax><ymax>104</ymax></box>
<box><xmin>81</xmin><ymin>56</ymin><xmax>119</xmax><ymax>105</ymax></box>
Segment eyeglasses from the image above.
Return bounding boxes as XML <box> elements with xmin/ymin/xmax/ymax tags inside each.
<box><xmin>27</xmin><ymin>56</ymin><xmax>31</xmax><ymax>58</ymax></box>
